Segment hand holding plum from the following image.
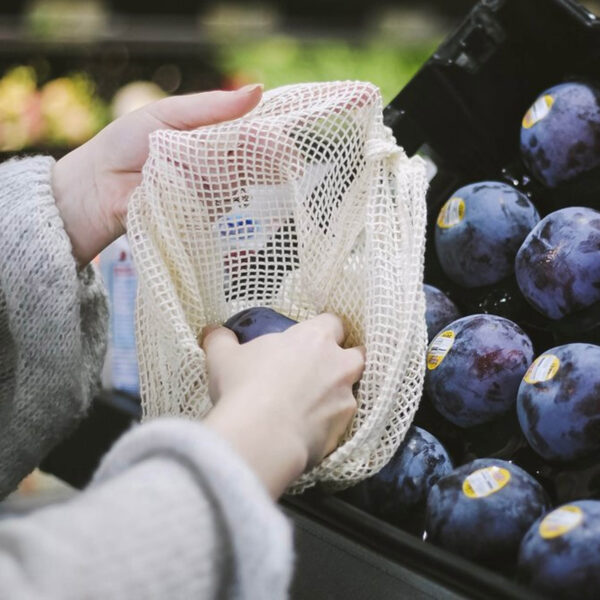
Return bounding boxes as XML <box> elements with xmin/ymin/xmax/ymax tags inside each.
<box><xmin>201</xmin><ymin>313</ymin><xmax>365</xmax><ymax>498</ymax></box>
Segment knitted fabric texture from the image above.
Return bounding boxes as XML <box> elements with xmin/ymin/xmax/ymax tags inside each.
<box><xmin>0</xmin><ymin>157</ymin><xmax>294</xmax><ymax>599</ymax></box>
<box><xmin>0</xmin><ymin>156</ymin><xmax>108</xmax><ymax>497</ymax></box>
<box><xmin>128</xmin><ymin>80</ymin><xmax>429</xmax><ymax>493</ymax></box>
<box><xmin>0</xmin><ymin>419</ymin><xmax>294</xmax><ymax>600</ymax></box>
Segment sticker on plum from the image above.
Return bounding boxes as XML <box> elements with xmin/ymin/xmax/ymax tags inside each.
<box><xmin>462</xmin><ymin>466</ymin><xmax>511</xmax><ymax>499</ymax></box>
<box><xmin>539</xmin><ymin>505</ymin><xmax>583</xmax><ymax>539</ymax></box>
<box><xmin>427</xmin><ymin>330</ymin><xmax>455</xmax><ymax>370</ymax></box>
<box><xmin>437</xmin><ymin>197</ymin><xmax>465</xmax><ymax>229</ymax></box>
<box><xmin>524</xmin><ymin>354</ymin><xmax>560</xmax><ymax>384</ymax></box>
<box><xmin>522</xmin><ymin>94</ymin><xmax>554</xmax><ymax>129</ymax></box>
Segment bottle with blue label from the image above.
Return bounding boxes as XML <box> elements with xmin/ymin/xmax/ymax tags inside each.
<box><xmin>99</xmin><ymin>235</ymin><xmax>140</xmax><ymax>397</ymax></box>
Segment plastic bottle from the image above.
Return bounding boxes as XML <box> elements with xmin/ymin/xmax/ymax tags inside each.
<box><xmin>99</xmin><ymin>235</ymin><xmax>140</xmax><ymax>396</ymax></box>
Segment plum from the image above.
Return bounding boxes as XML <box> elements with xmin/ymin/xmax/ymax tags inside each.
<box><xmin>515</xmin><ymin>206</ymin><xmax>600</xmax><ymax>320</ymax></box>
<box><xmin>434</xmin><ymin>181</ymin><xmax>539</xmax><ymax>288</ymax></box>
<box><xmin>223</xmin><ymin>306</ymin><xmax>297</xmax><ymax>343</ymax></box>
<box><xmin>424</xmin><ymin>284</ymin><xmax>461</xmax><ymax>342</ymax></box>
<box><xmin>426</xmin><ymin>458</ymin><xmax>550</xmax><ymax>567</ymax></box>
<box><xmin>425</xmin><ymin>314</ymin><xmax>534</xmax><ymax>428</ymax></box>
<box><xmin>518</xmin><ymin>500</ymin><xmax>600</xmax><ymax>599</ymax></box>
<box><xmin>520</xmin><ymin>82</ymin><xmax>600</xmax><ymax>188</ymax></box>
<box><xmin>355</xmin><ymin>426</ymin><xmax>453</xmax><ymax>525</ymax></box>
<box><xmin>517</xmin><ymin>343</ymin><xmax>600</xmax><ymax>463</ymax></box>
<box><xmin>415</xmin><ymin>394</ymin><xmax>529</xmax><ymax>467</ymax></box>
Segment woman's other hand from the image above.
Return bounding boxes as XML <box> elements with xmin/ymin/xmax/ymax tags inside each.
<box><xmin>52</xmin><ymin>84</ymin><xmax>263</xmax><ymax>266</ymax></box>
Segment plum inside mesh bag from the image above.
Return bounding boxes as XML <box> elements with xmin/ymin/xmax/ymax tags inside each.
<box><xmin>127</xmin><ymin>81</ymin><xmax>429</xmax><ymax>492</ymax></box>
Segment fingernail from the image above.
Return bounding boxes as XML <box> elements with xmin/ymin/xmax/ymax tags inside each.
<box><xmin>236</xmin><ymin>83</ymin><xmax>264</xmax><ymax>95</ymax></box>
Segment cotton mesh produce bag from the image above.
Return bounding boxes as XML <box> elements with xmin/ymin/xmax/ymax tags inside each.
<box><xmin>127</xmin><ymin>81</ymin><xmax>428</xmax><ymax>492</ymax></box>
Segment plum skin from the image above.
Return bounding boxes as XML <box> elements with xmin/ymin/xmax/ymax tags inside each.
<box><xmin>223</xmin><ymin>306</ymin><xmax>297</xmax><ymax>343</ymax></box>
<box><xmin>520</xmin><ymin>82</ymin><xmax>600</xmax><ymax>188</ymax></box>
<box><xmin>517</xmin><ymin>343</ymin><xmax>600</xmax><ymax>463</ymax></box>
<box><xmin>518</xmin><ymin>500</ymin><xmax>600</xmax><ymax>600</ymax></box>
<box><xmin>357</xmin><ymin>426</ymin><xmax>453</xmax><ymax>522</ymax></box>
<box><xmin>425</xmin><ymin>314</ymin><xmax>534</xmax><ymax>428</ymax></box>
<box><xmin>515</xmin><ymin>206</ymin><xmax>600</xmax><ymax>320</ymax></box>
<box><xmin>426</xmin><ymin>458</ymin><xmax>550</xmax><ymax>566</ymax></box>
<box><xmin>424</xmin><ymin>284</ymin><xmax>461</xmax><ymax>342</ymax></box>
<box><xmin>434</xmin><ymin>181</ymin><xmax>539</xmax><ymax>288</ymax></box>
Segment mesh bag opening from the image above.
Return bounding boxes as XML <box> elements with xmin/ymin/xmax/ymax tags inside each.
<box><xmin>128</xmin><ymin>81</ymin><xmax>428</xmax><ymax>492</ymax></box>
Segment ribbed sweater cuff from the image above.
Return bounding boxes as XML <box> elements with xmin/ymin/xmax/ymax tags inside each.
<box><xmin>93</xmin><ymin>418</ymin><xmax>294</xmax><ymax>599</ymax></box>
<box><xmin>0</xmin><ymin>156</ymin><xmax>108</xmax><ymax>496</ymax></box>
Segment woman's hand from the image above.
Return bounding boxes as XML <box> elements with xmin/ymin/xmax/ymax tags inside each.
<box><xmin>201</xmin><ymin>314</ymin><xmax>365</xmax><ymax>499</ymax></box>
<box><xmin>52</xmin><ymin>84</ymin><xmax>263</xmax><ymax>267</ymax></box>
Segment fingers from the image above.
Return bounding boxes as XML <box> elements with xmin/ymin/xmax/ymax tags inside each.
<box><xmin>344</xmin><ymin>345</ymin><xmax>366</xmax><ymax>382</ymax></box>
<box><xmin>304</xmin><ymin>313</ymin><xmax>346</xmax><ymax>345</ymax></box>
<box><xmin>201</xmin><ymin>326</ymin><xmax>240</xmax><ymax>358</ymax></box>
<box><xmin>145</xmin><ymin>84</ymin><xmax>263</xmax><ymax>131</ymax></box>
<box><xmin>320</xmin><ymin>390</ymin><xmax>358</xmax><ymax>462</ymax></box>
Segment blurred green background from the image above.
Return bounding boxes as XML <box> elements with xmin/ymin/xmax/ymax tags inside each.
<box><xmin>0</xmin><ymin>0</ymin><xmax>596</xmax><ymax>153</ymax></box>
<box><xmin>0</xmin><ymin>0</ymin><xmax>450</xmax><ymax>152</ymax></box>
<box><xmin>217</xmin><ymin>37</ymin><xmax>436</xmax><ymax>103</ymax></box>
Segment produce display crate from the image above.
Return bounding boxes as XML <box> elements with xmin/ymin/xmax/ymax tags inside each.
<box><xmin>39</xmin><ymin>0</ymin><xmax>600</xmax><ymax>598</ymax></box>
<box><xmin>285</xmin><ymin>1</ymin><xmax>600</xmax><ymax>598</ymax></box>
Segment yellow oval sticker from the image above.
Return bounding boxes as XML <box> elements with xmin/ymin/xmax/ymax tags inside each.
<box><xmin>462</xmin><ymin>466</ymin><xmax>511</xmax><ymax>499</ymax></box>
<box><xmin>539</xmin><ymin>505</ymin><xmax>583</xmax><ymax>539</ymax></box>
<box><xmin>437</xmin><ymin>197</ymin><xmax>465</xmax><ymax>229</ymax></box>
<box><xmin>522</xmin><ymin>94</ymin><xmax>554</xmax><ymax>129</ymax></box>
<box><xmin>427</xmin><ymin>330</ymin><xmax>455</xmax><ymax>370</ymax></box>
<box><xmin>524</xmin><ymin>354</ymin><xmax>560</xmax><ymax>384</ymax></box>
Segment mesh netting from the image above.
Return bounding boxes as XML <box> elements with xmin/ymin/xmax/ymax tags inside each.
<box><xmin>127</xmin><ymin>81</ymin><xmax>428</xmax><ymax>492</ymax></box>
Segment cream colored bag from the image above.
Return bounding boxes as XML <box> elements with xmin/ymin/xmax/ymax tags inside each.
<box><xmin>127</xmin><ymin>81</ymin><xmax>428</xmax><ymax>492</ymax></box>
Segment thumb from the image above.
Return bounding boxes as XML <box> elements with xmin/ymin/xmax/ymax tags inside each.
<box><xmin>201</xmin><ymin>325</ymin><xmax>240</xmax><ymax>358</ymax></box>
<box><xmin>144</xmin><ymin>84</ymin><xmax>263</xmax><ymax>131</ymax></box>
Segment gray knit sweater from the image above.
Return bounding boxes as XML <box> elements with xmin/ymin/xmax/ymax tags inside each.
<box><xmin>0</xmin><ymin>156</ymin><xmax>293</xmax><ymax>599</ymax></box>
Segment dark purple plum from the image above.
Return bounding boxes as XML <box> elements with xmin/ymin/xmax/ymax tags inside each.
<box><xmin>425</xmin><ymin>314</ymin><xmax>534</xmax><ymax>428</ymax></box>
<box><xmin>515</xmin><ymin>206</ymin><xmax>600</xmax><ymax>320</ymax></box>
<box><xmin>426</xmin><ymin>458</ymin><xmax>550</xmax><ymax>567</ymax></box>
<box><xmin>355</xmin><ymin>426</ymin><xmax>453</xmax><ymax>525</ymax></box>
<box><xmin>223</xmin><ymin>306</ymin><xmax>297</xmax><ymax>343</ymax></box>
<box><xmin>424</xmin><ymin>284</ymin><xmax>461</xmax><ymax>342</ymax></box>
<box><xmin>415</xmin><ymin>394</ymin><xmax>529</xmax><ymax>467</ymax></box>
<box><xmin>434</xmin><ymin>181</ymin><xmax>539</xmax><ymax>288</ymax></box>
<box><xmin>518</xmin><ymin>500</ymin><xmax>600</xmax><ymax>599</ymax></box>
<box><xmin>517</xmin><ymin>343</ymin><xmax>600</xmax><ymax>463</ymax></box>
<box><xmin>520</xmin><ymin>82</ymin><xmax>600</xmax><ymax>188</ymax></box>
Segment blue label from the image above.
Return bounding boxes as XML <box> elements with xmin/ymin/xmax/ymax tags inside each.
<box><xmin>218</xmin><ymin>214</ymin><xmax>260</xmax><ymax>240</ymax></box>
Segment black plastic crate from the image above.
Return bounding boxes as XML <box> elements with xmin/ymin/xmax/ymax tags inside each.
<box><xmin>384</xmin><ymin>0</ymin><xmax>600</xmax><ymax>314</ymax></box>
<box><xmin>284</xmin><ymin>492</ymin><xmax>546</xmax><ymax>600</ymax></box>
<box><xmin>306</xmin><ymin>0</ymin><xmax>599</xmax><ymax>597</ymax></box>
<box><xmin>290</xmin><ymin>1</ymin><xmax>600</xmax><ymax>598</ymax></box>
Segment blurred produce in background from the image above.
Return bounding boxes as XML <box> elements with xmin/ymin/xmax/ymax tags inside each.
<box><xmin>217</xmin><ymin>38</ymin><xmax>434</xmax><ymax>103</ymax></box>
<box><xmin>0</xmin><ymin>0</ymin><xmax>449</xmax><ymax>154</ymax></box>
<box><xmin>0</xmin><ymin>65</ymin><xmax>108</xmax><ymax>151</ymax></box>
<box><xmin>0</xmin><ymin>66</ymin><xmax>42</xmax><ymax>151</ymax></box>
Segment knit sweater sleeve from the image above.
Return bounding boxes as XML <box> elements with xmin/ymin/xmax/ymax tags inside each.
<box><xmin>0</xmin><ymin>156</ymin><xmax>108</xmax><ymax>497</ymax></box>
<box><xmin>0</xmin><ymin>156</ymin><xmax>295</xmax><ymax>599</ymax></box>
<box><xmin>0</xmin><ymin>419</ymin><xmax>294</xmax><ymax>599</ymax></box>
